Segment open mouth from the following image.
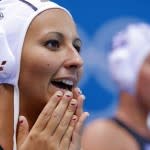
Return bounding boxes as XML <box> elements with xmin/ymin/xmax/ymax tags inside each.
<box><xmin>51</xmin><ymin>79</ymin><xmax>74</xmax><ymax>91</ymax></box>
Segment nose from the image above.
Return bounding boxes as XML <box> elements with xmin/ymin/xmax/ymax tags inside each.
<box><xmin>64</xmin><ymin>47</ymin><xmax>83</xmax><ymax>69</ymax></box>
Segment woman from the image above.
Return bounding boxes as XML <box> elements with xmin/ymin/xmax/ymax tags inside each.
<box><xmin>0</xmin><ymin>0</ymin><xmax>89</xmax><ymax>150</ymax></box>
<box><xmin>82</xmin><ymin>23</ymin><xmax>150</xmax><ymax>150</ymax></box>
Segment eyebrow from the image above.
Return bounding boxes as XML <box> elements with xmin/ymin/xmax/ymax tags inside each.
<box><xmin>45</xmin><ymin>32</ymin><xmax>81</xmax><ymax>43</ymax></box>
<box><xmin>45</xmin><ymin>32</ymin><xmax>63</xmax><ymax>39</ymax></box>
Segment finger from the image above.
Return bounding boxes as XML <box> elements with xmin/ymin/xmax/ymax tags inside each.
<box><xmin>32</xmin><ymin>91</ymin><xmax>63</xmax><ymax>131</ymax></box>
<box><xmin>17</xmin><ymin>116</ymin><xmax>29</xmax><ymax>149</ymax></box>
<box><xmin>43</xmin><ymin>91</ymin><xmax>73</xmax><ymax>135</ymax></box>
<box><xmin>75</xmin><ymin>94</ymin><xmax>85</xmax><ymax>117</ymax></box>
<box><xmin>72</xmin><ymin>88</ymin><xmax>85</xmax><ymax>117</ymax></box>
<box><xmin>60</xmin><ymin>115</ymin><xmax>78</xmax><ymax>149</ymax></box>
<box><xmin>52</xmin><ymin>99</ymin><xmax>78</xmax><ymax>142</ymax></box>
<box><xmin>72</xmin><ymin>87</ymin><xmax>82</xmax><ymax>99</ymax></box>
<box><xmin>72</xmin><ymin>112</ymin><xmax>89</xmax><ymax>142</ymax></box>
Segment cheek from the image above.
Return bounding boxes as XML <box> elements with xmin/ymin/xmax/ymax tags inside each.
<box><xmin>19</xmin><ymin>49</ymin><xmax>60</xmax><ymax>99</ymax></box>
<box><xmin>21</xmin><ymin>57</ymin><xmax>59</xmax><ymax>88</ymax></box>
<box><xmin>22</xmin><ymin>47</ymin><xmax>59</xmax><ymax>77</ymax></box>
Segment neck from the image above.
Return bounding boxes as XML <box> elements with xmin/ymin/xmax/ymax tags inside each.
<box><xmin>116</xmin><ymin>91</ymin><xmax>150</xmax><ymax>138</ymax></box>
<box><xmin>20</xmin><ymin>95</ymin><xmax>45</xmax><ymax>130</ymax></box>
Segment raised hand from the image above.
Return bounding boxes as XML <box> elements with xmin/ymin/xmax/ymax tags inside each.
<box><xmin>70</xmin><ymin>88</ymin><xmax>89</xmax><ymax>150</ymax></box>
<box><xmin>17</xmin><ymin>90</ymin><xmax>88</xmax><ymax>150</ymax></box>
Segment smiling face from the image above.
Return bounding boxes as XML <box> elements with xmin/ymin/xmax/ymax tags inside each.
<box><xmin>136</xmin><ymin>54</ymin><xmax>150</xmax><ymax>111</ymax></box>
<box><xmin>19</xmin><ymin>9</ymin><xmax>83</xmax><ymax>121</ymax></box>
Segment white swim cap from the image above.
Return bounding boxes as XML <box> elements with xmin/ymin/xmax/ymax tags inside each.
<box><xmin>109</xmin><ymin>23</ymin><xmax>150</xmax><ymax>94</ymax></box>
<box><xmin>0</xmin><ymin>0</ymin><xmax>72</xmax><ymax>149</ymax></box>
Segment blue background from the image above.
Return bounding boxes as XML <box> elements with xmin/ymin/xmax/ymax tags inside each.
<box><xmin>53</xmin><ymin>0</ymin><xmax>150</xmax><ymax>121</ymax></box>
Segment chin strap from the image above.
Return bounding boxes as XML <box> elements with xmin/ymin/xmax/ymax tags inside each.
<box><xmin>13</xmin><ymin>86</ymin><xmax>19</xmax><ymax>150</ymax></box>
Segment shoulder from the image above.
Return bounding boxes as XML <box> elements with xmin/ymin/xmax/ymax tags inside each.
<box><xmin>81</xmin><ymin>119</ymin><xmax>139</xmax><ymax>150</ymax></box>
<box><xmin>82</xmin><ymin>118</ymin><xmax>120</xmax><ymax>138</ymax></box>
<box><xmin>82</xmin><ymin>119</ymin><xmax>115</xmax><ymax>136</ymax></box>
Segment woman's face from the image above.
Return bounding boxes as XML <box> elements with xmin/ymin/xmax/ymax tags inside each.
<box><xmin>136</xmin><ymin>54</ymin><xmax>150</xmax><ymax>111</ymax></box>
<box><xmin>19</xmin><ymin>9</ymin><xmax>83</xmax><ymax>108</ymax></box>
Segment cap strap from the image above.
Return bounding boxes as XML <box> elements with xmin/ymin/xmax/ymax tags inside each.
<box><xmin>19</xmin><ymin>0</ymin><xmax>38</xmax><ymax>11</ymax></box>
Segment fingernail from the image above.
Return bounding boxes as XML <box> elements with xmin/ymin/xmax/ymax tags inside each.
<box><xmin>72</xmin><ymin>115</ymin><xmax>78</xmax><ymax>121</ymax></box>
<box><xmin>19</xmin><ymin>117</ymin><xmax>24</xmax><ymax>124</ymax></box>
<box><xmin>65</xmin><ymin>91</ymin><xmax>72</xmax><ymax>98</ymax></box>
<box><xmin>71</xmin><ymin>115</ymin><xmax>78</xmax><ymax>125</ymax></box>
<box><xmin>70</xmin><ymin>99</ymin><xmax>78</xmax><ymax>107</ymax></box>
<box><xmin>77</xmin><ymin>88</ymin><xmax>82</xmax><ymax>95</ymax></box>
<box><xmin>56</xmin><ymin>91</ymin><xmax>63</xmax><ymax>97</ymax></box>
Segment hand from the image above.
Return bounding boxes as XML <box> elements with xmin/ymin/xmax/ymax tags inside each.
<box><xmin>70</xmin><ymin>88</ymin><xmax>89</xmax><ymax>150</ymax></box>
<box><xmin>73</xmin><ymin>88</ymin><xmax>84</xmax><ymax>117</ymax></box>
<box><xmin>17</xmin><ymin>90</ymin><xmax>88</xmax><ymax>150</ymax></box>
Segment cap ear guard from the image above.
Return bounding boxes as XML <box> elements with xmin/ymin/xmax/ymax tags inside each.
<box><xmin>108</xmin><ymin>23</ymin><xmax>150</xmax><ymax>94</ymax></box>
<box><xmin>108</xmin><ymin>48</ymin><xmax>135</xmax><ymax>93</ymax></box>
<box><xmin>0</xmin><ymin>26</ymin><xmax>16</xmax><ymax>85</ymax></box>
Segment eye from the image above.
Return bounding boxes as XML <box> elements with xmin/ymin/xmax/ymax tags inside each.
<box><xmin>45</xmin><ymin>39</ymin><xmax>60</xmax><ymax>50</ymax></box>
<box><xmin>73</xmin><ymin>39</ymin><xmax>82</xmax><ymax>53</ymax></box>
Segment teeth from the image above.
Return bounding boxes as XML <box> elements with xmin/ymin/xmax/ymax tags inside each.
<box><xmin>55</xmin><ymin>79</ymin><xmax>73</xmax><ymax>86</ymax></box>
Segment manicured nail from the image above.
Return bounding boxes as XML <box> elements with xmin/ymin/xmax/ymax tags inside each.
<box><xmin>56</xmin><ymin>91</ymin><xmax>63</xmax><ymax>97</ymax></box>
<box><xmin>72</xmin><ymin>115</ymin><xmax>78</xmax><ymax>121</ymax></box>
<box><xmin>77</xmin><ymin>88</ymin><xmax>82</xmax><ymax>95</ymax></box>
<box><xmin>65</xmin><ymin>91</ymin><xmax>72</xmax><ymax>98</ymax></box>
<box><xmin>19</xmin><ymin>118</ymin><xmax>24</xmax><ymax>124</ymax></box>
<box><xmin>70</xmin><ymin>99</ymin><xmax>78</xmax><ymax>107</ymax></box>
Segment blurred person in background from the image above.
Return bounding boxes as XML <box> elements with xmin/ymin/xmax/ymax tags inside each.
<box><xmin>82</xmin><ymin>23</ymin><xmax>150</xmax><ymax>150</ymax></box>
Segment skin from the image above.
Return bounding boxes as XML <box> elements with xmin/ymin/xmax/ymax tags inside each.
<box><xmin>136</xmin><ymin>55</ymin><xmax>150</xmax><ymax>111</ymax></box>
<box><xmin>16</xmin><ymin>8</ymin><xmax>88</xmax><ymax>150</ymax></box>
<box><xmin>82</xmin><ymin>54</ymin><xmax>150</xmax><ymax>150</ymax></box>
<box><xmin>19</xmin><ymin>8</ymin><xmax>83</xmax><ymax>129</ymax></box>
<box><xmin>0</xmin><ymin>84</ymin><xmax>13</xmax><ymax>150</ymax></box>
